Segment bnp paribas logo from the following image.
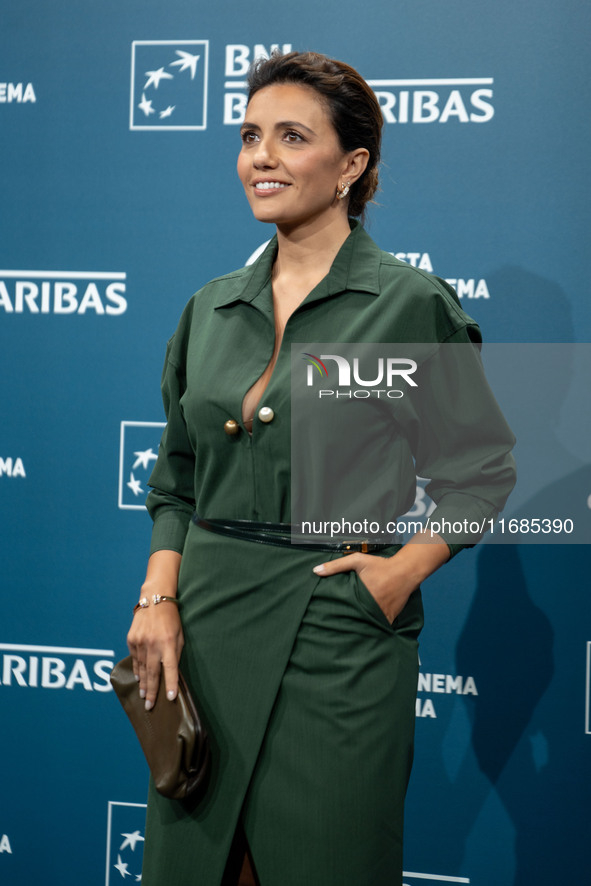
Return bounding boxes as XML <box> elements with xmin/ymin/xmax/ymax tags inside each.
<box><xmin>129</xmin><ymin>40</ymin><xmax>209</xmax><ymax>131</ymax></box>
<box><xmin>105</xmin><ymin>802</ymin><xmax>146</xmax><ymax>885</ymax></box>
<box><xmin>118</xmin><ymin>421</ymin><xmax>165</xmax><ymax>510</ymax></box>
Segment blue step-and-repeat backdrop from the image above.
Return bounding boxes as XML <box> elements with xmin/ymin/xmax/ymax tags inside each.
<box><xmin>1</xmin><ymin>1</ymin><xmax>590</xmax><ymax>884</ymax></box>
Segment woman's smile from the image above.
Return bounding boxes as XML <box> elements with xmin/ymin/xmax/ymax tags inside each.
<box><xmin>251</xmin><ymin>178</ymin><xmax>291</xmax><ymax>194</ymax></box>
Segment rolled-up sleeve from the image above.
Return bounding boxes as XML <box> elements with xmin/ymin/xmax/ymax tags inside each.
<box><xmin>414</xmin><ymin>326</ymin><xmax>517</xmax><ymax>557</ymax></box>
<box><xmin>146</xmin><ymin>334</ymin><xmax>196</xmax><ymax>555</ymax></box>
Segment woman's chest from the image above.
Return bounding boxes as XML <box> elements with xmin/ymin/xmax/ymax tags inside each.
<box><xmin>179</xmin><ymin>288</ymin><xmax>430</xmax><ymax>438</ymax></box>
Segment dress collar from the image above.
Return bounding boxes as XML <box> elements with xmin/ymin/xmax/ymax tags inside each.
<box><xmin>214</xmin><ymin>220</ymin><xmax>382</xmax><ymax>309</ymax></box>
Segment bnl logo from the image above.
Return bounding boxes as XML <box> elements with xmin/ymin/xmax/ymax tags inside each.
<box><xmin>130</xmin><ymin>40</ymin><xmax>209</xmax><ymax>130</ymax></box>
<box><xmin>118</xmin><ymin>421</ymin><xmax>165</xmax><ymax>510</ymax></box>
<box><xmin>105</xmin><ymin>802</ymin><xmax>146</xmax><ymax>884</ymax></box>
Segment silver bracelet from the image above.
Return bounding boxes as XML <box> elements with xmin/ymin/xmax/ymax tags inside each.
<box><xmin>133</xmin><ymin>594</ymin><xmax>181</xmax><ymax>614</ymax></box>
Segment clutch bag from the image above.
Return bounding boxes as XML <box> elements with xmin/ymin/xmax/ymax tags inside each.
<box><xmin>110</xmin><ymin>655</ymin><xmax>210</xmax><ymax>800</ymax></box>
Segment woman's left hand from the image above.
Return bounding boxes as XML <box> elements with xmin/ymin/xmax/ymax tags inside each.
<box><xmin>313</xmin><ymin>552</ymin><xmax>419</xmax><ymax>624</ymax></box>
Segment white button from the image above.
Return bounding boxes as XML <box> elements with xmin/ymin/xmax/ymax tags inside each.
<box><xmin>258</xmin><ymin>406</ymin><xmax>274</xmax><ymax>423</ymax></box>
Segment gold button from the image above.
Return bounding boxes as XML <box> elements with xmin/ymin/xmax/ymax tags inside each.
<box><xmin>224</xmin><ymin>419</ymin><xmax>240</xmax><ymax>436</ymax></box>
<box><xmin>258</xmin><ymin>406</ymin><xmax>274</xmax><ymax>423</ymax></box>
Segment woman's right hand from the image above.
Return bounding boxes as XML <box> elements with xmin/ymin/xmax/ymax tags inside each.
<box><xmin>126</xmin><ymin>550</ymin><xmax>184</xmax><ymax>709</ymax></box>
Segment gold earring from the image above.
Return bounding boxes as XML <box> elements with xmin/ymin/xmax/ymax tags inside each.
<box><xmin>336</xmin><ymin>181</ymin><xmax>350</xmax><ymax>200</ymax></box>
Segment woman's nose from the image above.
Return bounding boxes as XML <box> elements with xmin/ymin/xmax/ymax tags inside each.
<box><xmin>253</xmin><ymin>138</ymin><xmax>278</xmax><ymax>168</ymax></box>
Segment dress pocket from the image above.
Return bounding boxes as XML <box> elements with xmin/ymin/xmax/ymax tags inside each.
<box><xmin>352</xmin><ymin>571</ymin><xmax>395</xmax><ymax>631</ymax></box>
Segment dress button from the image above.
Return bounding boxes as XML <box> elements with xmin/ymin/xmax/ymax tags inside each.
<box><xmin>224</xmin><ymin>419</ymin><xmax>240</xmax><ymax>436</ymax></box>
<box><xmin>258</xmin><ymin>406</ymin><xmax>274</xmax><ymax>423</ymax></box>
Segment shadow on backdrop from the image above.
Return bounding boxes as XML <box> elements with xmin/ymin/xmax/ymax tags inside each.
<box><xmin>456</xmin><ymin>266</ymin><xmax>591</xmax><ymax>883</ymax></box>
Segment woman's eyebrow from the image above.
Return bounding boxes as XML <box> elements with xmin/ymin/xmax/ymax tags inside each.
<box><xmin>241</xmin><ymin>119</ymin><xmax>317</xmax><ymax>136</ymax></box>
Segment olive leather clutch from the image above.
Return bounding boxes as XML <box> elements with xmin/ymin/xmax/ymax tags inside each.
<box><xmin>110</xmin><ymin>655</ymin><xmax>210</xmax><ymax>800</ymax></box>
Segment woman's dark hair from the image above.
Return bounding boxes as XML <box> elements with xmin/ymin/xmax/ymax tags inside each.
<box><xmin>247</xmin><ymin>51</ymin><xmax>383</xmax><ymax>219</ymax></box>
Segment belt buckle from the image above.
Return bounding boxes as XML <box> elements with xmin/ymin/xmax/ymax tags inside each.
<box><xmin>342</xmin><ymin>540</ymin><xmax>370</xmax><ymax>553</ymax></box>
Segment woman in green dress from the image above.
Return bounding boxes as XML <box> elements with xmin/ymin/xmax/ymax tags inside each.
<box><xmin>127</xmin><ymin>51</ymin><xmax>515</xmax><ymax>886</ymax></box>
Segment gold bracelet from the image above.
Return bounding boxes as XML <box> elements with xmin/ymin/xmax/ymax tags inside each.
<box><xmin>133</xmin><ymin>595</ymin><xmax>181</xmax><ymax>614</ymax></box>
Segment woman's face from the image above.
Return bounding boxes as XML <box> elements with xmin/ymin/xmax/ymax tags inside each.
<box><xmin>237</xmin><ymin>83</ymin><xmax>351</xmax><ymax>230</ymax></box>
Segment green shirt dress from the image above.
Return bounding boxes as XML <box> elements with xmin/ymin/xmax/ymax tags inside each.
<box><xmin>141</xmin><ymin>222</ymin><xmax>516</xmax><ymax>885</ymax></box>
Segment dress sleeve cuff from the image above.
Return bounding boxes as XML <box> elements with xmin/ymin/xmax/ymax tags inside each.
<box><xmin>425</xmin><ymin>492</ymin><xmax>498</xmax><ymax>558</ymax></box>
<box><xmin>148</xmin><ymin>507</ymin><xmax>192</xmax><ymax>556</ymax></box>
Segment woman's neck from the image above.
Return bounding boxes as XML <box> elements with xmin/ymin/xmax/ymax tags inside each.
<box><xmin>273</xmin><ymin>211</ymin><xmax>353</xmax><ymax>284</ymax></box>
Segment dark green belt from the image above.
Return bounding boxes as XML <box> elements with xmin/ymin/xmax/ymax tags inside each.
<box><xmin>193</xmin><ymin>515</ymin><xmax>396</xmax><ymax>553</ymax></box>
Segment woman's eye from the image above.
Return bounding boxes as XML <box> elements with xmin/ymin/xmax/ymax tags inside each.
<box><xmin>284</xmin><ymin>130</ymin><xmax>304</xmax><ymax>143</ymax></box>
<box><xmin>240</xmin><ymin>130</ymin><xmax>258</xmax><ymax>144</ymax></box>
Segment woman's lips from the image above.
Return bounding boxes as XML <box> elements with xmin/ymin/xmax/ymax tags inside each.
<box><xmin>252</xmin><ymin>181</ymin><xmax>290</xmax><ymax>194</ymax></box>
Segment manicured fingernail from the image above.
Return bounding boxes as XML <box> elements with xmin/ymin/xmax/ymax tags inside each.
<box><xmin>313</xmin><ymin>564</ymin><xmax>326</xmax><ymax>575</ymax></box>
<box><xmin>134</xmin><ymin>673</ymin><xmax>140</xmax><ymax>682</ymax></box>
<box><xmin>167</xmin><ymin>690</ymin><xmax>176</xmax><ymax>701</ymax></box>
<box><xmin>145</xmin><ymin>699</ymin><xmax>153</xmax><ymax>711</ymax></box>
<box><xmin>139</xmin><ymin>688</ymin><xmax>146</xmax><ymax>699</ymax></box>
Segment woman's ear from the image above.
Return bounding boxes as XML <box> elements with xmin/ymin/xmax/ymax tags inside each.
<box><xmin>341</xmin><ymin>147</ymin><xmax>370</xmax><ymax>186</ymax></box>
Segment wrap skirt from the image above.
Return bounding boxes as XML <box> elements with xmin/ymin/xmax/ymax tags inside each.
<box><xmin>141</xmin><ymin>522</ymin><xmax>423</xmax><ymax>886</ymax></box>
